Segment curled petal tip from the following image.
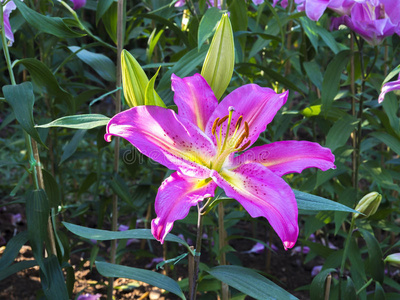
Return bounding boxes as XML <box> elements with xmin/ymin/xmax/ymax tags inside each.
<box><xmin>104</xmin><ymin>133</ymin><xmax>113</xmax><ymax>142</ymax></box>
<box><xmin>151</xmin><ymin>219</ymin><xmax>165</xmax><ymax>244</ymax></box>
<box><xmin>283</xmin><ymin>240</ymin><xmax>296</xmax><ymax>250</ymax></box>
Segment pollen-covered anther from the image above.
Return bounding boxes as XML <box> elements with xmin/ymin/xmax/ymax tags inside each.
<box><xmin>237</xmin><ymin>140</ymin><xmax>251</xmax><ymax>152</ymax></box>
<box><xmin>234</xmin><ymin>134</ymin><xmax>246</xmax><ymax>149</ymax></box>
<box><xmin>235</xmin><ymin>115</ymin><xmax>243</xmax><ymax>130</ymax></box>
<box><xmin>244</xmin><ymin>121</ymin><xmax>249</xmax><ymax>138</ymax></box>
<box><xmin>211</xmin><ymin>117</ymin><xmax>220</xmax><ymax>135</ymax></box>
<box><xmin>217</xmin><ymin>115</ymin><xmax>229</xmax><ymax>126</ymax></box>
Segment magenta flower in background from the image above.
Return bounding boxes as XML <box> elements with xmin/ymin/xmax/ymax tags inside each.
<box><xmin>76</xmin><ymin>293</ymin><xmax>101</xmax><ymax>300</ymax></box>
<box><xmin>332</xmin><ymin>0</ymin><xmax>400</xmax><ymax>45</ymax></box>
<box><xmin>105</xmin><ymin>74</ymin><xmax>335</xmax><ymax>250</ymax></box>
<box><xmin>379</xmin><ymin>74</ymin><xmax>400</xmax><ymax>103</ymax></box>
<box><xmin>287</xmin><ymin>0</ymin><xmax>354</xmax><ymax>21</ymax></box>
<box><xmin>71</xmin><ymin>0</ymin><xmax>86</xmax><ymax>10</ymax></box>
<box><xmin>2</xmin><ymin>0</ymin><xmax>17</xmax><ymax>45</ymax></box>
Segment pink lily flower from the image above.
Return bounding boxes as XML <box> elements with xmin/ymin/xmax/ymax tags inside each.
<box><xmin>379</xmin><ymin>74</ymin><xmax>400</xmax><ymax>103</ymax></box>
<box><xmin>105</xmin><ymin>74</ymin><xmax>335</xmax><ymax>249</ymax></box>
<box><xmin>332</xmin><ymin>0</ymin><xmax>400</xmax><ymax>45</ymax></box>
<box><xmin>71</xmin><ymin>0</ymin><xmax>86</xmax><ymax>10</ymax></box>
<box><xmin>287</xmin><ymin>0</ymin><xmax>354</xmax><ymax>21</ymax></box>
<box><xmin>2</xmin><ymin>0</ymin><xmax>17</xmax><ymax>45</ymax></box>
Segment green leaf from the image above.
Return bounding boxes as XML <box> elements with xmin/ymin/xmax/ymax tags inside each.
<box><xmin>102</xmin><ymin>1</ymin><xmax>118</xmax><ymax>44</ymax></box>
<box><xmin>2</xmin><ymin>82</ymin><xmax>45</xmax><ymax>146</ymax></box>
<box><xmin>300</xmin><ymin>17</ymin><xmax>319</xmax><ymax>52</ymax></box>
<box><xmin>208</xmin><ymin>265</ymin><xmax>298</xmax><ymax>300</ymax></box>
<box><xmin>316</xmin><ymin>27</ymin><xmax>340</xmax><ymax>54</ymax></box>
<box><xmin>294</xmin><ymin>190</ymin><xmax>358</xmax><ymax>213</ymax></box>
<box><xmin>321</xmin><ymin>50</ymin><xmax>350</xmax><ymax>110</ymax></box>
<box><xmin>15</xmin><ymin>58</ymin><xmax>75</xmax><ymax>112</ymax></box>
<box><xmin>325</xmin><ymin>114</ymin><xmax>358</xmax><ymax>152</ymax></box>
<box><xmin>382</xmin><ymin>64</ymin><xmax>400</xmax><ymax>85</ymax></box>
<box><xmin>370</xmin><ymin>131</ymin><xmax>400</xmax><ymax>156</ymax></box>
<box><xmin>374</xmin><ymin>282</ymin><xmax>386</xmax><ymax>300</ymax></box>
<box><xmin>68</xmin><ymin>46</ymin><xmax>116</xmax><ymax>82</ymax></box>
<box><xmin>62</xmin><ymin>222</ymin><xmax>190</xmax><ymax>249</ymax></box>
<box><xmin>95</xmin><ymin>261</ymin><xmax>186</xmax><ymax>300</ymax></box>
<box><xmin>310</xmin><ymin>268</ymin><xmax>336</xmax><ymax>300</ymax></box>
<box><xmin>60</xmin><ymin>130</ymin><xmax>86</xmax><ymax>165</ymax></box>
<box><xmin>96</xmin><ymin>0</ymin><xmax>114</xmax><ymax>25</ymax></box>
<box><xmin>41</xmin><ymin>255</ymin><xmax>69</xmax><ymax>300</ymax></box>
<box><xmin>14</xmin><ymin>0</ymin><xmax>85</xmax><ymax>38</ymax></box>
<box><xmin>359</xmin><ymin>229</ymin><xmax>384</xmax><ymax>284</ymax></box>
<box><xmin>198</xmin><ymin>7</ymin><xmax>223</xmax><ymax>50</ymax></box>
<box><xmin>303</xmin><ymin>61</ymin><xmax>323</xmax><ymax>90</ymax></box>
<box><xmin>382</xmin><ymin>93</ymin><xmax>400</xmax><ymax>134</ymax></box>
<box><xmin>36</xmin><ymin>114</ymin><xmax>110</xmax><ymax>129</ymax></box>
<box><xmin>42</xmin><ymin>169</ymin><xmax>60</xmax><ymax>208</ymax></box>
<box><xmin>0</xmin><ymin>231</ymin><xmax>29</xmax><ymax>271</ymax></box>
<box><xmin>147</xmin><ymin>28</ymin><xmax>164</xmax><ymax>64</ymax></box>
<box><xmin>0</xmin><ymin>260</ymin><xmax>38</xmax><ymax>281</ymax></box>
<box><xmin>342</xmin><ymin>276</ymin><xmax>356</xmax><ymax>300</ymax></box>
<box><xmin>158</xmin><ymin>45</ymin><xmax>209</xmax><ymax>92</ymax></box>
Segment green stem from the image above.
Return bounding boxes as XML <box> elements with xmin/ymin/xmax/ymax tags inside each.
<box><xmin>107</xmin><ymin>0</ymin><xmax>125</xmax><ymax>298</ymax></box>
<box><xmin>338</xmin><ymin>217</ymin><xmax>356</xmax><ymax>298</ymax></box>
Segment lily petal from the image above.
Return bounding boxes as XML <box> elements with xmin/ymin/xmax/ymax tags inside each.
<box><xmin>3</xmin><ymin>1</ymin><xmax>17</xmax><ymax>45</ymax></box>
<box><xmin>211</xmin><ymin>163</ymin><xmax>299</xmax><ymax>249</ymax></box>
<box><xmin>151</xmin><ymin>172</ymin><xmax>217</xmax><ymax>243</ymax></box>
<box><xmin>379</xmin><ymin>74</ymin><xmax>400</xmax><ymax>103</ymax></box>
<box><xmin>232</xmin><ymin>141</ymin><xmax>335</xmax><ymax>177</ymax></box>
<box><xmin>305</xmin><ymin>0</ymin><xmax>330</xmax><ymax>21</ymax></box>
<box><xmin>71</xmin><ymin>0</ymin><xmax>86</xmax><ymax>10</ymax></box>
<box><xmin>105</xmin><ymin>106</ymin><xmax>216</xmax><ymax>178</ymax></box>
<box><xmin>205</xmin><ymin>85</ymin><xmax>288</xmax><ymax>149</ymax></box>
<box><xmin>172</xmin><ymin>74</ymin><xmax>218</xmax><ymax>132</ymax></box>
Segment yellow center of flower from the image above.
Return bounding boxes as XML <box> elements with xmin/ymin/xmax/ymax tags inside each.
<box><xmin>210</xmin><ymin>107</ymin><xmax>251</xmax><ymax>171</ymax></box>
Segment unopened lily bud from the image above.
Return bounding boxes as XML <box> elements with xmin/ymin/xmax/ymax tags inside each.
<box><xmin>384</xmin><ymin>253</ymin><xmax>400</xmax><ymax>268</ymax></box>
<box><xmin>201</xmin><ymin>13</ymin><xmax>234</xmax><ymax>100</ymax></box>
<box><xmin>353</xmin><ymin>192</ymin><xmax>382</xmax><ymax>219</ymax></box>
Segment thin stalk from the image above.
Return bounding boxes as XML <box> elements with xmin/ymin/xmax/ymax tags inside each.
<box><xmin>324</xmin><ymin>274</ymin><xmax>332</xmax><ymax>300</ymax></box>
<box><xmin>1</xmin><ymin>3</ymin><xmax>57</xmax><ymax>255</ymax></box>
<box><xmin>107</xmin><ymin>0</ymin><xmax>125</xmax><ymax>298</ymax></box>
<box><xmin>338</xmin><ymin>217</ymin><xmax>356</xmax><ymax>299</ymax></box>
<box><xmin>189</xmin><ymin>203</ymin><xmax>204</xmax><ymax>300</ymax></box>
<box><xmin>350</xmin><ymin>34</ymin><xmax>357</xmax><ymax>189</ymax></box>
<box><xmin>218</xmin><ymin>203</ymin><xmax>228</xmax><ymax>300</ymax></box>
<box><xmin>356</xmin><ymin>278</ymin><xmax>373</xmax><ymax>295</ymax></box>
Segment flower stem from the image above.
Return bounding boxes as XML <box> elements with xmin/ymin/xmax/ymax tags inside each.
<box><xmin>339</xmin><ymin>217</ymin><xmax>356</xmax><ymax>296</ymax></box>
<box><xmin>107</xmin><ymin>0</ymin><xmax>125</xmax><ymax>298</ymax></box>
<box><xmin>189</xmin><ymin>202</ymin><xmax>204</xmax><ymax>300</ymax></box>
<box><xmin>218</xmin><ymin>202</ymin><xmax>229</xmax><ymax>300</ymax></box>
<box><xmin>0</xmin><ymin>1</ymin><xmax>57</xmax><ymax>256</ymax></box>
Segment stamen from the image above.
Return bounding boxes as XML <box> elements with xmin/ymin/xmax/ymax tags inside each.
<box><xmin>237</xmin><ymin>140</ymin><xmax>251</xmax><ymax>152</ymax></box>
<box><xmin>217</xmin><ymin>115</ymin><xmax>229</xmax><ymax>126</ymax></box>
<box><xmin>235</xmin><ymin>116</ymin><xmax>243</xmax><ymax>130</ymax></box>
<box><xmin>244</xmin><ymin>121</ymin><xmax>249</xmax><ymax>138</ymax></box>
<box><xmin>211</xmin><ymin>117</ymin><xmax>220</xmax><ymax>135</ymax></box>
<box><xmin>234</xmin><ymin>134</ymin><xmax>245</xmax><ymax>149</ymax></box>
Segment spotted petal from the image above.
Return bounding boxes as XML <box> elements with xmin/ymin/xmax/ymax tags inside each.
<box><xmin>172</xmin><ymin>73</ymin><xmax>218</xmax><ymax>132</ymax></box>
<box><xmin>105</xmin><ymin>106</ymin><xmax>216</xmax><ymax>178</ymax></box>
<box><xmin>232</xmin><ymin>141</ymin><xmax>335</xmax><ymax>177</ymax></box>
<box><xmin>211</xmin><ymin>163</ymin><xmax>299</xmax><ymax>249</ymax></box>
<box><xmin>151</xmin><ymin>172</ymin><xmax>217</xmax><ymax>243</ymax></box>
<box><xmin>205</xmin><ymin>85</ymin><xmax>288</xmax><ymax>150</ymax></box>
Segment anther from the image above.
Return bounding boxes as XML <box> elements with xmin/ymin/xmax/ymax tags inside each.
<box><xmin>244</xmin><ymin>122</ymin><xmax>249</xmax><ymax>138</ymax></box>
<box><xmin>217</xmin><ymin>115</ymin><xmax>229</xmax><ymax>126</ymax></box>
<box><xmin>211</xmin><ymin>117</ymin><xmax>220</xmax><ymax>135</ymax></box>
<box><xmin>237</xmin><ymin>140</ymin><xmax>251</xmax><ymax>152</ymax></box>
<box><xmin>235</xmin><ymin>116</ymin><xmax>243</xmax><ymax>130</ymax></box>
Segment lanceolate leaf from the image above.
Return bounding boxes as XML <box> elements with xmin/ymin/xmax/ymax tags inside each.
<box><xmin>36</xmin><ymin>114</ymin><xmax>110</xmax><ymax>129</ymax></box>
<box><xmin>359</xmin><ymin>229</ymin><xmax>384</xmax><ymax>283</ymax></box>
<box><xmin>69</xmin><ymin>46</ymin><xmax>116</xmax><ymax>82</ymax></box>
<box><xmin>62</xmin><ymin>222</ymin><xmax>190</xmax><ymax>249</ymax></box>
<box><xmin>198</xmin><ymin>7</ymin><xmax>223</xmax><ymax>50</ymax></box>
<box><xmin>96</xmin><ymin>0</ymin><xmax>114</xmax><ymax>25</ymax></box>
<box><xmin>321</xmin><ymin>50</ymin><xmax>351</xmax><ymax>110</ymax></box>
<box><xmin>208</xmin><ymin>265</ymin><xmax>298</xmax><ymax>300</ymax></box>
<box><xmin>0</xmin><ymin>260</ymin><xmax>38</xmax><ymax>281</ymax></box>
<box><xmin>15</xmin><ymin>58</ymin><xmax>74</xmax><ymax>112</ymax></box>
<box><xmin>294</xmin><ymin>190</ymin><xmax>358</xmax><ymax>213</ymax></box>
<box><xmin>325</xmin><ymin>115</ymin><xmax>358</xmax><ymax>152</ymax></box>
<box><xmin>3</xmin><ymin>82</ymin><xmax>45</xmax><ymax>146</ymax></box>
<box><xmin>14</xmin><ymin>0</ymin><xmax>85</xmax><ymax>38</ymax></box>
<box><xmin>0</xmin><ymin>231</ymin><xmax>29</xmax><ymax>271</ymax></box>
<box><xmin>95</xmin><ymin>261</ymin><xmax>186</xmax><ymax>300</ymax></box>
<box><xmin>310</xmin><ymin>268</ymin><xmax>337</xmax><ymax>300</ymax></box>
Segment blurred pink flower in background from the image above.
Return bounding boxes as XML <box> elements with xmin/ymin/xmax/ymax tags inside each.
<box><xmin>71</xmin><ymin>0</ymin><xmax>86</xmax><ymax>10</ymax></box>
<box><xmin>379</xmin><ymin>74</ymin><xmax>400</xmax><ymax>103</ymax></box>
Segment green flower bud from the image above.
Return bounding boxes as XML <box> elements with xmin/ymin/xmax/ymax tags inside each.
<box><xmin>384</xmin><ymin>253</ymin><xmax>400</xmax><ymax>268</ymax></box>
<box><xmin>121</xmin><ymin>50</ymin><xmax>148</xmax><ymax>107</ymax></box>
<box><xmin>201</xmin><ymin>13</ymin><xmax>234</xmax><ymax>100</ymax></box>
<box><xmin>353</xmin><ymin>192</ymin><xmax>382</xmax><ymax>219</ymax></box>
